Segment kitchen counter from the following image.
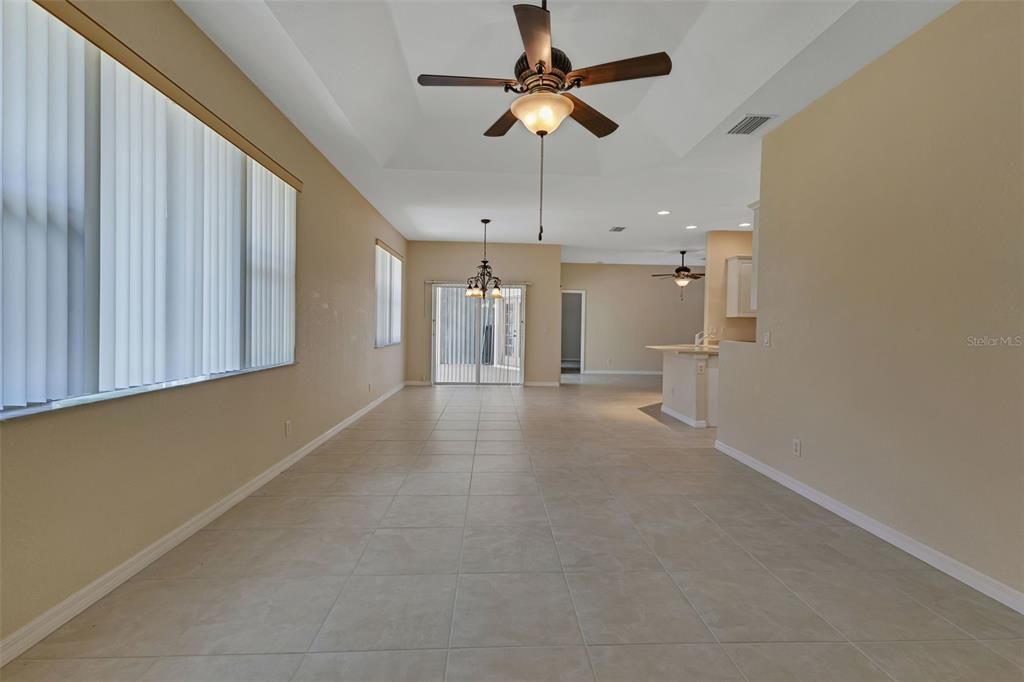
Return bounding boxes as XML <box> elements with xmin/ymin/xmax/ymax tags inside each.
<box><xmin>647</xmin><ymin>344</ymin><xmax>719</xmax><ymax>428</ymax></box>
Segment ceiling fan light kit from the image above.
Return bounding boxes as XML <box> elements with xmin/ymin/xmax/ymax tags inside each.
<box><xmin>417</xmin><ymin>1</ymin><xmax>672</xmax><ymax>242</ymax></box>
<box><xmin>510</xmin><ymin>91</ymin><xmax>574</xmax><ymax>135</ymax></box>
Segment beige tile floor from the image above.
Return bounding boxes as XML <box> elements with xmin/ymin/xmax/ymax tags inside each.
<box><xmin>5</xmin><ymin>376</ymin><xmax>1023</xmax><ymax>681</ymax></box>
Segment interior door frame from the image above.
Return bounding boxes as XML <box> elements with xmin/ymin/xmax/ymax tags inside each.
<box><xmin>430</xmin><ymin>283</ymin><xmax>527</xmax><ymax>386</ymax></box>
<box><xmin>560</xmin><ymin>289</ymin><xmax>586</xmax><ymax>373</ymax></box>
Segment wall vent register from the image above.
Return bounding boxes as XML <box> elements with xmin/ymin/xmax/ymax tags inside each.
<box><xmin>727</xmin><ymin>115</ymin><xmax>774</xmax><ymax>135</ymax></box>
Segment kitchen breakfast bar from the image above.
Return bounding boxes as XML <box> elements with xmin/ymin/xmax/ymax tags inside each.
<box><xmin>646</xmin><ymin>344</ymin><xmax>719</xmax><ymax>428</ymax></box>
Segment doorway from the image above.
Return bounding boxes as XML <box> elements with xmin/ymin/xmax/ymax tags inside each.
<box><xmin>431</xmin><ymin>284</ymin><xmax>526</xmax><ymax>385</ymax></box>
<box><xmin>561</xmin><ymin>290</ymin><xmax>585</xmax><ymax>374</ymax></box>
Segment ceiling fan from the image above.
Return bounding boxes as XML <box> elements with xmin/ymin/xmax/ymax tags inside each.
<box><xmin>652</xmin><ymin>251</ymin><xmax>704</xmax><ymax>288</ymax></box>
<box><xmin>416</xmin><ymin>1</ymin><xmax>673</xmax><ymax>138</ymax></box>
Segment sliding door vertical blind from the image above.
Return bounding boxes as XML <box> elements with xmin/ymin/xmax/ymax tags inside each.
<box><xmin>0</xmin><ymin>0</ymin><xmax>296</xmax><ymax>413</ymax></box>
<box><xmin>374</xmin><ymin>244</ymin><xmax>402</xmax><ymax>347</ymax></box>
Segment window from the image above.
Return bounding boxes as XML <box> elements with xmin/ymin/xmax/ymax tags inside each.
<box><xmin>0</xmin><ymin>0</ymin><xmax>297</xmax><ymax>416</ymax></box>
<box><xmin>374</xmin><ymin>242</ymin><xmax>402</xmax><ymax>347</ymax></box>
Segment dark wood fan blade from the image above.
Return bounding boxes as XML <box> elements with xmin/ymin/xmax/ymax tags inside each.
<box><xmin>417</xmin><ymin>74</ymin><xmax>515</xmax><ymax>87</ymax></box>
<box><xmin>567</xmin><ymin>52</ymin><xmax>672</xmax><ymax>87</ymax></box>
<box><xmin>563</xmin><ymin>93</ymin><xmax>618</xmax><ymax>137</ymax></box>
<box><xmin>513</xmin><ymin>4</ymin><xmax>552</xmax><ymax>74</ymax></box>
<box><xmin>484</xmin><ymin>109</ymin><xmax>518</xmax><ymax>137</ymax></box>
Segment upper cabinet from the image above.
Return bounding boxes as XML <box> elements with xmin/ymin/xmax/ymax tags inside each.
<box><xmin>726</xmin><ymin>256</ymin><xmax>756</xmax><ymax>318</ymax></box>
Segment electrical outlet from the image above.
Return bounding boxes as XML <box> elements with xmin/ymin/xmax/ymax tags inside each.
<box><xmin>763</xmin><ymin>331</ymin><xmax>772</xmax><ymax>347</ymax></box>
<box><xmin>792</xmin><ymin>438</ymin><xmax>801</xmax><ymax>457</ymax></box>
<box><xmin>284</xmin><ymin>420</ymin><xmax>292</xmax><ymax>437</ymax></box>
<box><xmin>697</xmin><ymin>360</ymin><xmax>706</xmax><ymax>375</ymax></box>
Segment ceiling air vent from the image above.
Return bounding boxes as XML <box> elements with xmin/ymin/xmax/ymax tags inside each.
<box><xmin>727</xmin><ymin>115</ymin><xmax>774</xmax><ymax>135</ymax></box>
<box><xmin>609</xmin><ymin>226</ymin><xmax>627</xmax><ymax>232</ymax></box>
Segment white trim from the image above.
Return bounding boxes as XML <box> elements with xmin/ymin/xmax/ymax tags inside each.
<box><xmin>0</xmin><ymin>382</ymin><xmax>407</xmax><ymax>666</ymax></box>
<box><xmin>714</xmin><ymin>440</ymin><xmax>1024</xmax><ymax>616</ymax></box>
<box><xmin>525</xmin><ymin>381</ymin><xmax>559</xmax><ymax>387</ymax></box>
<box><xmin>661</xmin><ymin>405</ymin><xmax>707</xmax><ymax>428</ymax></box>
<box><xmin>582</xmin><ymin>370</ymin><xmax>663</xmax><ymax>376</ymax></box>
<box><xmin>403</xmin><ymin>380</ymin><xmax>430</xmax><ymax>386</ymax></box>
<box><xmin>0</xmin><ymin>361</ymin><xmax>294</xmax><ymax>421</ymax></box>
<box><xmin>560</xmin><ymin>289</ymin><xmax>586</xmax><ymax>373</ymax></box>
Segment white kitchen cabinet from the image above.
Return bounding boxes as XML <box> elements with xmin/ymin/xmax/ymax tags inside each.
<box><xmin>726</xmin><ymin>255</ymin><xmax>755</xmax><ymax>318</ymax></box>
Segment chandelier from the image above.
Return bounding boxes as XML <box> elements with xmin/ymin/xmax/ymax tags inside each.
<box><xmin>465</xmin><ymin>218</ymin><xmax>503</xmax><ymax>298</ymax></box>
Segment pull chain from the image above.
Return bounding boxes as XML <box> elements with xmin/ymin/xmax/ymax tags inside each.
<box><xmin>538</xmin><ymin>133</ymin><xmax>545</xmax><ymax>242</ymax></box>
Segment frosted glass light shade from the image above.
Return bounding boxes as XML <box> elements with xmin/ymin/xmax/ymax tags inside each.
<box><xmin>510</xmin><ymin>92</ymin><xmax>574</xmax><ymax>135</ymax></box>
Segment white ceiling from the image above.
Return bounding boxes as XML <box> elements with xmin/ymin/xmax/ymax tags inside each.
<box><xmin>178</xmin><ymin>0</ymin><xmax>951</xmax><ymax>265</ymax></box>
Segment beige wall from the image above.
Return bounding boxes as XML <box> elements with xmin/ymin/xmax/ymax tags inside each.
<box><xmin>404</xmin><ymin>242</ymin><xmax>562</xmax><ymax>384</ymax></box>
<box><xmin>718</xmin><ymin>1</ymin><xmax>1023</xmax><ymax>592</ymax></box>
<box><xmin>0</xmin><ymin>1</ymin><xmax>407</xmax><ymax>638</ymax></box>
<box><xmin>560</xmin><ymin>264</ymin><xmax>705</xmax><ymax>372</ymax></box>
<box><xmin>703</xmin><ymin>231</ymin><xmax>755</xmax><ymax>343</ymax></box>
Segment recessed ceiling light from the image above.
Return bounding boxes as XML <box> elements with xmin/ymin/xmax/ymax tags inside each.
<box><xmin>738</xmin><ymin>222</ymin><xmax>752</xmax><ymax>227</ymax></box>
<box><xmin>656</xmin><ymin>210</ymin><xmax>671</xmax><ymax>215</ymax></box>
<box><xmin>685</xmin><ymin>225</ymin><xmax>698</xmax><ymax>230</ymax></box>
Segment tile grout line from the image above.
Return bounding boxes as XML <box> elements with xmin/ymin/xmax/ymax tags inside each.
<box><xmin>702</xmin><ymin>505</ymin><xmax>998</xmax><ymax>671</ymax></box>
<box><xmin>441</xmin><ymin>393</ymin><xmax>460</xmax><ymax>682</ymax></box>
<box><xmin>294</xmin><ymin>390</ymin><xmax>440</xmax><ymax>676</ymax></box>
<box><xmin>611</xmin><ymin>482</ymin><xmax>753</xmax><ymax>682</ymax></box>
<box><xmin>690</xmin><ymin>502</ymin><xmax>900</xmax><ymax>682</ymax></box>
<box><xmin>535</xmin><ymin>471</ymin><xmax>601</xmax><ymax>682</ymax></box>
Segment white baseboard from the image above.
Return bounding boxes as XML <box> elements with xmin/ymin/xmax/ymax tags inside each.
<box><xmin>582</xmin><ymin>370</ymin><xmax>663</xmax><ymax>375</ymax></box>
<box><xmin>714</xmin><ymin>440</ymin><xmax>1024</xmax><ymax>616</ymax></box>
<box><xmin>403</xmin><ymin>380</ymin><xmax>430</xmax><ymax>386</ymax></box>
<box><xmin>0</xmin><ymin>382</ymin><xmax>407</xmax><ymax>666</ymax></box>
<box><xmin>525</xmin><ymin>381</ymin><xmax>560</xmax><ymax>387</ymax></box>
<box><xmin>661</xmin><ymin>405</ymin><xmax>707</xmax><ymax>428</ymax></box>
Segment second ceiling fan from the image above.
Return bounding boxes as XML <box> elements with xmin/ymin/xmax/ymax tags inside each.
<box><xmin>417</xmin><ymin>1</ymin><xmax>673</xmax><ymax>138</ymax></box>
<box><xmin>652</xmin><ymin>251</ymin><xmax>705</xmax><ymax>288</ymax></box>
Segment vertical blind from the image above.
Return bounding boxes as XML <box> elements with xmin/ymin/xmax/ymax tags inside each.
<box><xmin>0</xmin><ymin>0</ymin><xmax>296</xmax><ymax>413</ymax></box>
<box><xmin>374</xmin><ymin>243</ymin><xmax>402</xmax><ymax>347</ymax></box>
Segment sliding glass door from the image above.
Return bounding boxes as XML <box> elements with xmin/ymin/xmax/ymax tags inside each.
<box><xmin>432</xmin><ymin>284</ymin><xmax>525</xmax><ymax>385</ymax></box>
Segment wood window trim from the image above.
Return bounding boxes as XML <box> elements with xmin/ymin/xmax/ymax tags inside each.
<box><xmin>375</xmin><ymin>239</ymin><xmax>404</xmax><ymax>262</ymax></box>
<box><xmin>34</xmin><ymin>0</ymin><xmax>304</xmax><ymax>193</ymax></box>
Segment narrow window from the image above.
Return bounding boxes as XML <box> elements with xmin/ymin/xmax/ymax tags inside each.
<box><xmin>374</xmin><ymin>242</ymin><xmax>403</xmax><ymax>347</ymax></box>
